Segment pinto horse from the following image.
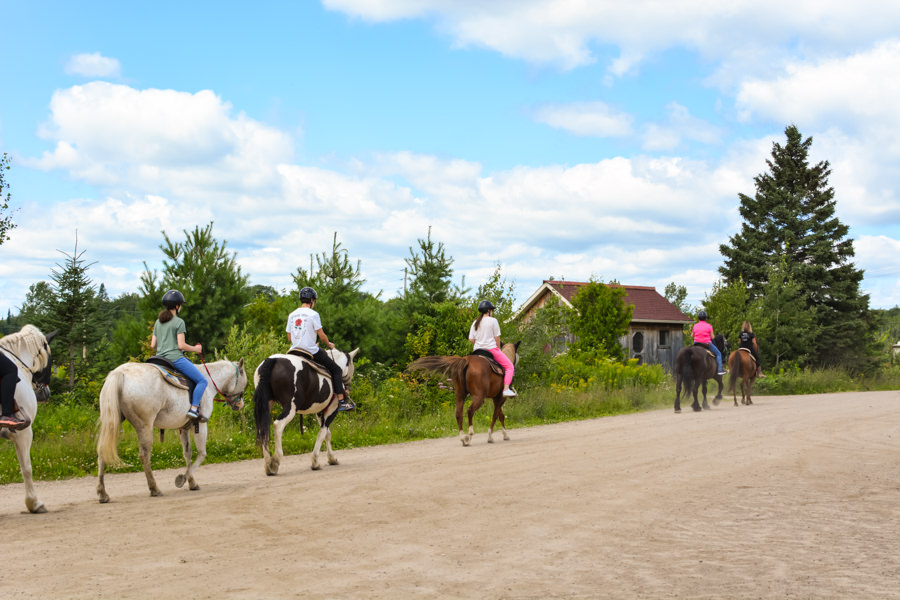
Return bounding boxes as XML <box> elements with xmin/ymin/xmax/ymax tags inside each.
<box><xmin>407</xmin><ymin>341</ymin><xmax>520</xmax><ymax>446</ymax></box>
<box><xmin>0</xmin><ymin>325</ymin><xmax>55</xmax><ymax>513</ymax></box>
<box><xmin>674</xmin><ymin>334</ymin><xmax>726</xmax><ymax>413</ymax></box>
<box><xmin>253</xmin><ymin>347</ymin><xmax>358</xmax><ymax>475</ymax></box>
<box><xmin>96</xmin><ymin>358</ymin><xmax>247</xmax><ymax>502</ymax></box>
<box><xmin>727</xmin><ymin>349</ymin><xmax>757</xmax><ymax>406</ymax></box>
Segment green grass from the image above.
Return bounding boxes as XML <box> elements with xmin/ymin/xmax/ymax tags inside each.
<box><xmin>2</xmin><ymin>363</ymin><xmax>898</xmax><ymax>485</ymax></box>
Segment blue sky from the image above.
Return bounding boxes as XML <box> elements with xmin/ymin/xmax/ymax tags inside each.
<box><xmin>2</xmin><ymin>1</ymin><xmax>899</xmax><ymax>319</ymax></box>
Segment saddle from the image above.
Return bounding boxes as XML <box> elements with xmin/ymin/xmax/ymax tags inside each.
<box><xmin>286</xmin><ymin>348</ymin><xmax>336</xmax><ymax>380</ymax></box>
<box><xmin>738</xmin><ymin>347</ymin><xmax>758</xmax><ymax>365</ymax></box>
<box><xmin>471</xmin><ymin>349</ymin><xmax>506</xmax><ymax>378</ymax></box>
<box><xmin>692</xmin><ymin>342</ymin><xmax>716</xmax><ymax>359</ymax></box>
<box><xmin>146</xmin><ymin>356</ymin><xmax>196</xmax><ymax>394</ymax></box>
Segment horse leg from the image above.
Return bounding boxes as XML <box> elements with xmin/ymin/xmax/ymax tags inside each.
<box><xmin>467</xmin><ymin>395</ymin><xmax>486</xmax><ymax>443</ymax></box>
<box><xmin>269</xmin><ymin>404</ymin><xmax>297</xmax><ymax>476</ymax></box>
<box><xmin>674</xmin><ymin>376</ymin><xmax>682</xmax><ymax>413</ymax></box>
<box><xmin>323</xmin><ymin>418</ymin><xmax>339</xmax><ymax>466</ymax></box>
<box><xmin>692</xmin><ymin>381</ymin><xmax>703</xmax><ymax>412</ymax></box>
<box><xmin>310</xmin><ymin>414</ymin><xmax>331</xmax><ymax>471</ymax></box>
<box><xmin>97</xmin><ymin>454</ymin><xmax>110</xmax><ymax>504</ymax></box>
<box><xmin>487</xmin><ymin>397</ymin><xmax>508</xmax><ymax>443</ymax></box>
<box><xmin>136</xmin><ymin>424</ymin><xmax>162</xmax><ymax>497</ymax></box>
<box><xmin>175</xmin><ymin>424</ymin><xmax>205</xmax><ymax>491</ymax></box>
<box><xmin>13</xmin><ymin>428</ymin><xmax>46</xmax><ymax>513</ymax></box>
<box><xmin>455</xmin><ymin>390</ymin><xmax>469</xmax><ymax>446</ymax></box>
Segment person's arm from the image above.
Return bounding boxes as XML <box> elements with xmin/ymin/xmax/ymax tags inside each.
<box><xmin>150</xmin><ymin>334</ymin><xmax>157</xmax><ymax>350</ymax></box>
<box><xmin>177</xmin><ymin>332</ymin><xmax>202</xmax><ymax>354</ymax></box>
<box><xmin>316</xmin><ymin>328</ymin><xmax>335</xmax><ymax>349</ymax></box>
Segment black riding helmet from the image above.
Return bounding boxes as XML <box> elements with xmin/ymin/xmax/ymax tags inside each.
<box><xmin>478</xmin><ymin>300</ymin><xmax>495</xmax><ymax>314</ymax></box>
<box><xmin>299</xmin><ymin>287</ymin><xmax>318</xmax><ymax>302</ymax></box>
<box><xmin>162</xmin><ymin>290</ymin><xmax>185</xmax><ymax>310</ymax></box>
<box><xmin>698</xmin><ymin>310</ymin><xmax>708</xmax><ymax>321</ymax></box>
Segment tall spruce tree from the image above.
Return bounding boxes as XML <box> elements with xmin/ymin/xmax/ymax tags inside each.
<box><xmin>719</xmin><ymin>125</ymin><xmax>871</xmax><ymax>367</ymax></box>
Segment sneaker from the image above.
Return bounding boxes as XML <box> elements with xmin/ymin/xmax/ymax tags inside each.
<box><xmin>717</xmin><ymin>370</ymin><xmax>727</xmax><ymax>376</ymax></box>
<box><xmin>337</xmin><ymin>397</ymin><xmax>356</xmax><ymax>412</ymax></box>
<box><xmin>0</xmin><ymin>414</ymin><xmax>25</xmax><ymax>429</ymax></box>
<box><xmin>503</xmin><ymin>388</ymin><xmax>517</xmax><ymax>397</ymax></box>
<box><xmin>186</xmin><ymin>406</ymin><xmax>200</xmax><ymax>420</ymax></box>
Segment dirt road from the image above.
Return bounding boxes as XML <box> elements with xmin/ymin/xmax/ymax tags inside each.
<box><xmin>3</xmin><ymin>391</ymin><xmax>899</xmax><ymax>599</ymax></box>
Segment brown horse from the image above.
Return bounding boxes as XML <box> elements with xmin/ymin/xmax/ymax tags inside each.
<box><xmin>407</xmin><ymin>342</ymin><xmax>519</xmax><ymax>446</ymax></box>
<box><xmin>674</xmin><ymin>334</ymin><xmax>726</xmax><ymax>413</ymax></box>
<box><xmin>727</xmin><ymin>349</ymin><xmax>756</xmax><ymax>406</ymax></box>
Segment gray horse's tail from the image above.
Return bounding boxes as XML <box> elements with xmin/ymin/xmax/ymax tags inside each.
<box><xmin>97</xmin><ymin>368</ymin><xmax>124</xmax><ymax>466</ymax></box>
<box><xmin>254</xmin><ymin>358</ymin><xmax>276</xmax><ymax>449</ymax></box>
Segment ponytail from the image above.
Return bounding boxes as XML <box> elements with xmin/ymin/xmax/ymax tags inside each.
<box><xmin>473</xmin><ymin>313</ymin><xmax>485</xmax><ymax>331</ymax></box>
<box><xmin>158</xmin><ymin>309</ymin><xmax>173</xmax><ymax>324</ymax></box>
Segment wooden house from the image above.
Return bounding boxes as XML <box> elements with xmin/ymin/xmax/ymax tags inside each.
<box><xmin>514</xmin><ymin>280</ymin><xmax>692</xmax><ymax>372</ymax></box>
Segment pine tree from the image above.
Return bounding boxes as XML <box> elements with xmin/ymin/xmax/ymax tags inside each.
<box><xmin>719</xmin><ymin>125</ymin><xmax>871</xmax><ymax>367</ymax></box>
<box><xmin>140</xmin><ymin>222</ymin><xmax>250</xmax><ymax>351</ymax></box>
<box><xmin>0</xmin><ymin>153</ymin><xmax>16</xmax><ymax>246</ymax></box>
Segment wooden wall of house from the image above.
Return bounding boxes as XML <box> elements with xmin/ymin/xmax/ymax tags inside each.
<box><xmin>618</xmin><ymin>324</ymin><xmax>685</xmax><ymax>373</ymax></box>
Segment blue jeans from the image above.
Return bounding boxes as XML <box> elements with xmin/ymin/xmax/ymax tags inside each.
<box><xmin>174</xmin><ymin>357</ymin><xmax>208</xmax><ymax>407</ymax></box>
<box><xmin>708</xmin><ymin>343</ymin><xmax>723</xmax><ymax>372</ymax></box>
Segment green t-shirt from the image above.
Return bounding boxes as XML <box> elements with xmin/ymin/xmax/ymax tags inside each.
<box><xmin>153</xmin><ymin>316</ymin><xmax>187</xmax><ymax>361</ymax></box>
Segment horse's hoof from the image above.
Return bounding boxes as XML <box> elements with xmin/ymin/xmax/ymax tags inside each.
<box><xmin>328</xmin><ymin>456</ymin><xmax>339</xmax><ymax>466</ymax></box>
<box><xmin>189</xmin><ymin>483</ymin><xmax>200</xmax><ymax>491</ymax></box>
<box><xmin>692</xmin><ymin>406</ymin><xmax>702</xmax><ymax>412</ymax></box>
<box><xmin>502</xmin><ymin>432</ymin><xmax>509</xmax><ymax>441</ymax></box>
<box><xmin>311</xmin><ymin>461</ymin><xmax>321</xmax><ymax>471</ymax></box>
<box><xmin>674</xmin><ymin>408</ymin><xmax>681</xmax><ymax>413</ymax></box>
<box><xmin>175</xmin><ymin>474</ymin><xmax>186</xmax><ymax>488</ymax></box>
<box><xmin>30</xmin><ymin>504</ymin><xmax>47</xmax><ymax>514</ymax></box>
<box><xmin>487</xmin><ymin>436</ymin><xmax>494</xmax><ymax>444</ymax></box>
<box><xmin>150</xmin><ymin>489</ymin><xmax>163</xmax><ymax>497</ymax></box>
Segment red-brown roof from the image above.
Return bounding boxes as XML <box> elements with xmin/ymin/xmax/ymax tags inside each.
<box><xmin>543</xmin><ymin>280</ymin><xmax>691</xmax><ymax>323</ymax></box>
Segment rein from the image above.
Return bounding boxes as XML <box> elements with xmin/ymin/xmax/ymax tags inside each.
<box><xmin>200</xmin><ymin>354</ymin><xmax>242</xmax><ymax>408</ymax></box>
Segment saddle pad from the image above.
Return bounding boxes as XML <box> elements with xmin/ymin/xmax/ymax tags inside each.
<box><xmin>286</xmin><ymin>348</ymin><xmax>334</xmax><ymax>379</ymax></box>
<box><xmin>692</xmin><ymin>343</ymin><xmax>715</xmax><ymax>358</ymax></box>
<box><xmin>149</xmin><ymin>363</ymin><xmax>191</xmax><ymax>390</ymax></box>
<box><xmin>470</xmin><ymin>350</ymin><xmax>505</xmax><ymax>377</ymax></box>
<box><xmin>738</xmin><ymin>347</ymin><xmax>758</xmax><ymax>364</ymax></box>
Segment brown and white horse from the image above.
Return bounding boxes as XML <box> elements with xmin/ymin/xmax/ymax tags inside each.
<box><xmin>407</xmin><ymin>341</ymin><xmax>520</xmax><ymax>446</ymax></box>
<box><xmin>0</xmin><ymin>324</ymin><xmax>55</xmax><ymax>513</ymax></box>
<box><xmin>253</xmin><ymin>347</ymin><xmax>358</xmax><ymax>475</ymax></box>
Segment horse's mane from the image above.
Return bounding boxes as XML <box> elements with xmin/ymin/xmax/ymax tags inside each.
<box><xmin>0</xmin><ymin>325</ymin><xmax>50</xmax><ymax>370</ymax></box>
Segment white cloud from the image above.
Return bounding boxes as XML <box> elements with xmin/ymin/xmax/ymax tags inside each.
<box><xmin>64</xmin><ymin>52</ymin><xmax>122</xmax><ymax>78</ymax></box>
<box><xmin>641</xmin><ymin>103</ymin><xmax>722</xmax><ymax>151</ymax></box>
<box><xmin>532</xmin><ymin>101</ymin><xmax>633</xmax><ymax>137</ymax></box>
<box><xmin>324</xmin><ymin>0</ymin><xmax>900</xmax><ymax>78</ymax></box>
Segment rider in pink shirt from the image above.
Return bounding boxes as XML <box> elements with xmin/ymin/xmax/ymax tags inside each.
<box><xmin>692</xmin><ymin>310</ymin><xmax>726</xmax><ymax>375</ymax></box>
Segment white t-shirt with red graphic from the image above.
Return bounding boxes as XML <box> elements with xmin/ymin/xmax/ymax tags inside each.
<box><xmin>286</xmin><ymin>306</ymin><xmax>322</xmax><ymax>354</ymax></box>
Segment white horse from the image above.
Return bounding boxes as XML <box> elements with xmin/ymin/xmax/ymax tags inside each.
<box><xmin>0</xmin><ymin>324</ymin><xmax>55</xmax><ymax>514</ymax></box>
<box><xmin>253</xmin><ymin>348</ymin><xmax>358</xmax><ymax>475</ymax></box>
<box><xmin>96</xmin><ymin>357</ymin><xmax>247</xmax><ymax>502</ymax></box>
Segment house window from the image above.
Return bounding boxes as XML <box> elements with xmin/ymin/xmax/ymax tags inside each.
<box><xmin>632</xmin><ymin>332</ymin><xmax>644</xmax><ymax>354</ymax></box>
<box><xmin>659</xmin><ymin>329</ymin><xmax>670</xmax><ymax>347</ymax></box>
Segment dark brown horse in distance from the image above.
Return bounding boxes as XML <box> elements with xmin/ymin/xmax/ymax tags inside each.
<box><xmin>407</xmin><ymin>342</ymin><xmax>519</xmax><ymax>446</ymax></box>
<box><xmin>674</xmin><ymin>335</ymin><xmax>726</xmax><ymax>413</ymax></box>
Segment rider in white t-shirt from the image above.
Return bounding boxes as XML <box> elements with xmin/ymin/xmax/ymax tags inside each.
<box><xmin>286</xmin><ymin>287</ymin><xmax>355</xmax><ymax>412</ymax></box>
<box><xmin>468</xmin><ymin>300</ymin><xmax>516</xmax><ymax>397</ymax></box>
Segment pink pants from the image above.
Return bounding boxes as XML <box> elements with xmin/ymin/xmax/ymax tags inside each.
<box><xmin>489</xmin><ymin>347</ymin><xmax>515</xmax><ymax>386</ymax></box>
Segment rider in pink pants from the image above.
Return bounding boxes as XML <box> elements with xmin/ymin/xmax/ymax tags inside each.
<box><xmin>468</xmin><ymin>300</ymin><xmax>516</xmax><ymax>396</ymax></box>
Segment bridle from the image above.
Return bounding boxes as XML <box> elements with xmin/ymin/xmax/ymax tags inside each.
<box><xmin>200</xmin><ymin>354</ymin><xmax>244</xmax><ymax>409</ymax></box>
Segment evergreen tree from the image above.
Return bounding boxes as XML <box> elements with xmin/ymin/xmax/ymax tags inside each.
<box><xmin>749</xmin><ymin>260</ymin><xmax>814</xmax><ymax>370</ymax></box>
<box><xmin>140</xmin><ymin>222</ymin><xmax>250</xmax><ymax>351</ymax></box>
<box><xmin>569</xmin><ymin>280</ymin><xmax>633</xmax><ymax>360</ymax></box>
<box><xmin>47</xmin><ymin>238</ymin><xmax>104</xmax><ymax>386</ymax></box>
<box><xmin>719</xmin><ymin>125</ymin><xmax>871</xmax><ymax>367</ymax></box>
<box><xmin>404</xmin><ymin>226</ymin><xmax>455</xmax><ymax>312</ymax></box>
<box><xmin>0</xmin><ymin>153</ymin><xmax>16</xmax><ymax>246</ymax></box>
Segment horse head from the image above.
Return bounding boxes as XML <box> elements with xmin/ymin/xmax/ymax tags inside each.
<box><xmin>214</xmin><ymin>357</ymin><xmax>247</xmax><ymax>411</ymax></box>
<box><xmin>328</xmin><ymin>347</ymin><xmax>359</xmax><ymax>386</ymax></box>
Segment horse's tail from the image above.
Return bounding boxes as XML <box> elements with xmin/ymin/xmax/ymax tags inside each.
<box><xmin>254</xmin><ymin>358</ymin><xmax>276</xmax><ymax>449</ymax></box>
<box><xmin>97</xmin><ymin>368</ymin><xmax>124</xmax><ymax>466</ymax></box>
<box><xmin>677</xmin><ymin>347</ymin><xmax>695</xmax><ymax>389</ymax></box>
<box><xmin>727</xmin><ymin>352</ymin><xmax>739</xmax><ymax>393</ymax></box>
<box><xmin>406</xmin><ymin>356</ymin><xmax>469</xmax><ymax>383</ymax></box>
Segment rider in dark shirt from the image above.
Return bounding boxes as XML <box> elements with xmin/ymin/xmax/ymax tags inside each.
<box><xmin>739</xmin><ymin>321</ymin><xmax>765</xmax><ymax>378</ymax></box>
